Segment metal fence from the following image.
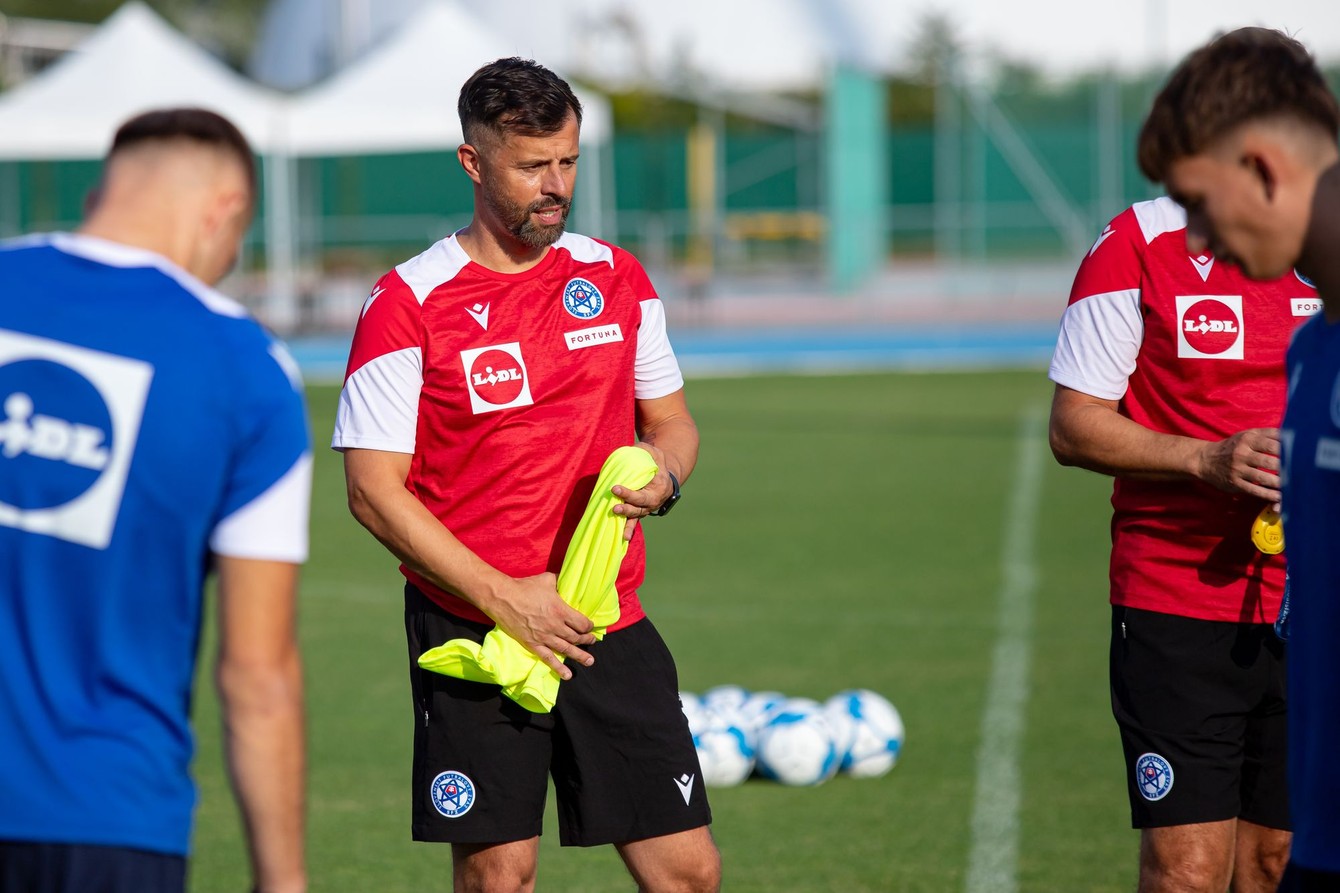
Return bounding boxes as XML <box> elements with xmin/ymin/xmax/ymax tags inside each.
<box><xmin>0</xmin><ymin>76</ymin><xmax>1172</xmax><ymax>332</ymax></box>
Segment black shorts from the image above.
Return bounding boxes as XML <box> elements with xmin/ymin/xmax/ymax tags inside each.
<box><xmin>1110</xmin><ymin>605</ymin><xmax>1289</xmax><ymax>830</ymax></box>
<box><xmin>0</xmin><ymin>841</ymin><xmax>186</xmax><ymax>893</ymax></box>
<box><xmin>405</xmin><ymin>583</ymin><xmax>712</xmax><ymax>847</ymax></box>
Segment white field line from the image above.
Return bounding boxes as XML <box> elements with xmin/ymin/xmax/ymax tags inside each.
<box><xmin>964</xmin><ymin>404</ymin><xmax>1047</xmax><ymax>893</ymax></box>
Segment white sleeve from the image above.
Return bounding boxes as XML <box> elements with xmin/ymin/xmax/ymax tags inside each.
<box><xmin>210</xmin><ymin>453</ymin><xmax>312</xmax><ymax>563</ymax></box>
<box><xmin>1048</xmin><ymin>289</ymin><xmax>1144</xmax><ymax>401</ymax></box>
<box><xmin>634</xmin><ymin>298</ymin><xmax>685</xmax><ymax>399</ymax></box>
<box><xmin>331</xmin><ymin>347</ymin><xmax>423</xmax><ymax>453</ymax></box>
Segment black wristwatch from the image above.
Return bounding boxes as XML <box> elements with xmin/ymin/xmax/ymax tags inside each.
<box><xmin>651</xmin><ymin>472</ymin><xmax>681</xmax><ymax>516</ymax></box>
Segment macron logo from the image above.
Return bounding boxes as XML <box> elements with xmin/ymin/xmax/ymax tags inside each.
<box><xmin>674</xmin><ymin>773</ymin><xmax>695</xmax><ymax>805</ymax></box>
<box><xmin>361</xmin><ymin>286</ymin><xmax>387</xmax><ymax>318</ymax></box>
<box><xmin>1088</xmin><ymin>225</ymin><xmax>1115</xmax><ymax>257</ymax></box>
<box><xmin>465</xmin><ymin>302</ymin><xmax>490</xmax><ymax>331</ymax></box>
<box><xmin>1190</xmin><ymin>254</ymin><xmax>1215</xmax><ymax>282</ymax></box>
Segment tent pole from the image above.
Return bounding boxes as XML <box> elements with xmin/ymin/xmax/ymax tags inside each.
<box><xmin>263</xmin><ymin>147</ymin><xmax>300</xmax><ymax>334</ymax></box>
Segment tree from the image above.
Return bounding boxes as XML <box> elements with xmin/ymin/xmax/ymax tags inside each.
<box><xmin>1</xmin><ymin>0</ymin><xmax>268</xmax><ymax>67</ymax></box>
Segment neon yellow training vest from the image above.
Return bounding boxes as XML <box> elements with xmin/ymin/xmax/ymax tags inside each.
<box><xmin>416</xmin><ymin>445</ymin><xmax>659</xmax><ymax>713</ymax></box>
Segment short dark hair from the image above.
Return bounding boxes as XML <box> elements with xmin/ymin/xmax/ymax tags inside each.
<box><xmin>458</xmin><ymin>57</ymin><xmax>582</xmax><ymax>145</ymax></box>
<box><xmin>109</xmin><ymin>107</ymin><xmax>256</xmax><ymax>197</ymax></box>
<box><xmin>1138</xmin><ymin>27</ymin><xmax>1339</xmax><ymax>182</ymax></box>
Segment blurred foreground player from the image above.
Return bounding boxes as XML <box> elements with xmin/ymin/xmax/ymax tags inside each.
<box><xmin>1138</xmin><ymin>27</ymin><xmax>1340</xmax><ymax>892</ymax></box>
<box><xmin>0</xmin><ymin>109</ymin><xmax>311</xmax><ymax>893</ymax></box>
<box><xmin>1048</xmin><ymin>95</ymin><xmax>1320</xmax><ymax>888</ymax></box>
<box><xmin>334</xmin><ymin>59</ymin><xmax>719</xmax><ymax>892</ymax></box>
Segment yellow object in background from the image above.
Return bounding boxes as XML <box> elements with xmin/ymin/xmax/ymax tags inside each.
<box><xmin>1251</xmin><ymin>505</ymin><xmax>1285</xmax><ymax>555</ymax></box>
<box><xmin>417</xmin><ymin>446</ymin><xmax>659</xmax><ymax>713</ymax></box>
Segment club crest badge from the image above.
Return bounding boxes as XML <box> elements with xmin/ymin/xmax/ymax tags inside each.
<box><xmin>1135</xmin><ymin>753</ymin><xmax>1174</xmax><ymax>802</ymax></box>
<box><xmin>430</xmin><ymin>770</ymin><xmax>476</xmax><ymax>818</ymax></box>
<box><xmin>563</xmin><ymin>277</ymin><xmax>604</xmax><ymax>320</ymax></box>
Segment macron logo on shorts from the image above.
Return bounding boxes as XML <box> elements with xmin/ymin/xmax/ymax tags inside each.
<box><xmin>675</xmin><ymin>773</ymin><xmax>695</xmax><ymax>805</ymax></box>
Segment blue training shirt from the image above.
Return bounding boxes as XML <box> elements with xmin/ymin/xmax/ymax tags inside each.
<box><xmin>1280</xmin><ymin>311</ymin><xmax>1340</xmax><ymax>873</ymax></box>
<box><xmin>0</xmin><ymin>233</ymin><xmax>311</xmax><ymax>856</ymax></box>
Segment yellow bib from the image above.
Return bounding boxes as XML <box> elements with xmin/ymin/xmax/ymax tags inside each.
<box><xmin>417</xmin><ymin>446</ymin><xmax>659</xmax><ymax>713</ymax></box>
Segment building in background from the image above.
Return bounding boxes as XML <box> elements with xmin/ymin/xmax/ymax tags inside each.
<box><xmin>249</xmin><ymin>0</ymin><xmax>425</xmax><ymax>90</ymax></box>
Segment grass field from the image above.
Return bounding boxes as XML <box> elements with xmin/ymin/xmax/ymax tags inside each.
<box><xmin>186</xmin><ymin>369</ymin><xmax>1136</xmax><ymax>892</ymax></box>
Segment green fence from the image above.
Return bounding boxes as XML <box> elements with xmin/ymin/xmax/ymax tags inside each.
<box><xmin>0</xmin><ymin>86</ymin><xmax>1173</xmax><ymax>267</ymax></box>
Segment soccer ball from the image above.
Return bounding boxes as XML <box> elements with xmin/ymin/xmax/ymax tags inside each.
<box><xmin>755</xmin><ymin>698</ymin><xmax>839</xmax><ymax>786</ymax></box>
<box><xmin>679</xmin><ymin>691</ymin><xmax>709</xmax><ymax>737</ymax></box>
<box><xmin>700</xmin><ymin>684</ymin><xmax>751</xmax><ymax>727</ymax></box>
<box><xmin>736</xmin><ymin>689</ymin><xmax>786</xmax><ymax>751</ymax></box>
<box><xmin>694</xmin><ymin>723</ymin><xmax>755</xmax><ymax>787</ymax></box>
<box><xmin>824</xmin><ymin>689</ymin><xmax>904</xmax><ymax>778</ymax></box>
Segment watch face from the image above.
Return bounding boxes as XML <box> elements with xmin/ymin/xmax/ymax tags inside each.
<box><xmin>655</xmin><ymin>492</ymin><xmax>680</xmax><ymax>516</ymax></box>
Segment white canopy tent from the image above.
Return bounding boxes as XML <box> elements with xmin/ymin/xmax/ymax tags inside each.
<box><xmin>284</xmin><ymin>0</ymin><xmax>610</xmax><ymax>153</ymax></box>
<box><xmin>283</xmin><ymin>0</ymin><xmax>614</xmax><ymax>237</ymax></box>
<box><xmin>0</xmin><ymin>2</ymin><xmax>286</xmax><ymax>158</ymax></box>
<box><xmin>0</xmin><ymin>0</ymin><xmax>618</xmax><ymax>331</ymax></box>
<box><xmin>0</xmin><ymin>2</ymin><xmax>303</xmax><ymax>329</ymax></box>
<box><xmin>461</xmin><ymin>0</ymin><xmax>885</xmax><ymax>94</ymax></box>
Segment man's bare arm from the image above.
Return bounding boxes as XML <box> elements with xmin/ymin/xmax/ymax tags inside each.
<box><xmin>214</xmin><ymin>555</ymin><xmax>306</xmax><ymax>893</ymax></box>
<box><xmin>1048</xmin><ymin>384</ymin><xmax>1281</xmax><ymax>501</ymax></box>
<box><xmin>342</xmin><ymin>448</ymin><xmax>596</xmax><ymax>676</ymax></box>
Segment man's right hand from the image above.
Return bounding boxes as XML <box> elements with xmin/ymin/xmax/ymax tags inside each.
<box><xmin>1196</xmin><ymin>427</ymin><xmax>1282</xmax><ymax>502</ymax></box>
<box><xmin>484</xmin><ymin>572</ymin><xmax>597</xmax><ymax>679</ymax></box>
<box><xmin>343</xmin><ymin>449</ymin><xmax>599</xmax><ymax>678</ymax></box>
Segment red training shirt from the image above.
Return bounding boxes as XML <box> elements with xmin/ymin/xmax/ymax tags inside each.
<box><xmin>1049</xmin><ymin>197</ymin><xmax>1318</xmax><ymax>622</ymax></box>
<box><xmin>332</xmin><ymin>231</ymin><xmax>684</xmax><ymax>630</ymax></box>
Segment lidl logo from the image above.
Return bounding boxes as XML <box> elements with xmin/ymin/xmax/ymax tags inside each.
<box><xmin>0</xmin><ymin>330</ymin><xmax>152</xmax><ymax>549</ymax></box>
<box><xmin>1176</xmin><ymin>295</ymin><xmax>1244</xmax><ymax>360</ymax></box>
<box><xmin>459</xmin><ymin>342</ymin><xmax>533</xmax><ymax>415</ymax></box>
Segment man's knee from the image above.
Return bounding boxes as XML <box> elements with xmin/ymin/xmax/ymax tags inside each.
<box><xmin>1234</xmin><ymin>825</ymin><xmax>1291</xmax><ymax>892</ymax></box>
<box><xmin>681</xmin><ymin>845</ymin><xmax>722</xmax><ymax>893</ymax></box>
<box><xmin>642</xmin><ymin>849</ymin><xmax>721</xmax><ymax>893</ymax></box>
<box><xmin>1139</xmin><ymin>825</ymin><xmax>1235</xmax><ymax>893</ymax></box>
<box><xmin>1139</xmin><ymin>856</ymin><xmax>1232</xmax><ymax>893</ymax></box>
<box><xmin>620</xmin><ymin>828</ymin><xmax>722</xmax><ymax>893</ymax></box>
<box><xmin>452</xmin><ymin>840</ymin><xmax>539</xmax><ymax>893</ymax></box>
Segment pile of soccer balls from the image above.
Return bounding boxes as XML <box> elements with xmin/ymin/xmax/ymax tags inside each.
<box><xmin>680</xmin><ymin>686</ymin><xmax>904</xmax><ymax>787</ymax></box>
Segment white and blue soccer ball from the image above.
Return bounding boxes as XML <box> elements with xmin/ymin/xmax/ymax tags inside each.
<box><xmin>755</xmin><ymin>697</ymin><xmax>839</xmax><ymax>786</ymax></box>
<box><xmin>693</xmin><ymin>723</ymin><xmax>755</xmax><ymax>787</ymax></box>
<box><xmin>679</xmin><ymin>691</ymin><xmax>709</xmax><ymax>737</ymax></box>
<box><xmin>824</xmin><ymin>689</ymin><xmax>904</xmax><ymax>779</ymax></box>
<box><xmin>700</xmin><ymin>684</ymin><xmax>751</xmax><ymax>728</ymax></box>
<box><xmin>736</xmin><ymin>689</ymin><xmax>786</xmax><ymax>751</ymax></box>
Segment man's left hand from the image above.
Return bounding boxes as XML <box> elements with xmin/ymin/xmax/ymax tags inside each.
<box><xmin>611</xmin><ymin>442</ymin><xmax>675</xmax><ymax>541</ymax></box>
